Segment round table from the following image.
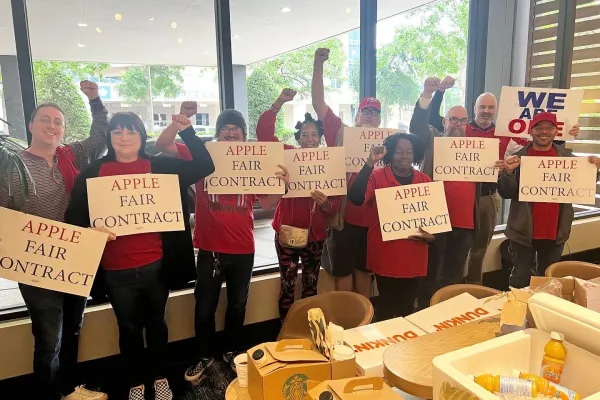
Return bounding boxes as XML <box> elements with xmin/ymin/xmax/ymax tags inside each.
<box><xmin>225</xmin><ymin>379</ymin><xmax>252</xmax><ymax>400</ymax></box>
<box><xmin>383</xmin><ymin>317</ymin><xmax>501</xmax><ymax>399</ymax></box>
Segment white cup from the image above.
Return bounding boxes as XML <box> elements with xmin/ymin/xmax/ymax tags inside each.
<box><xmin>332</xmin><ymin>344</ymin><xmax>355</xmax><ymax>361</ymax></box>
<box><xmin>234</xmin><ymin>353</ymin><xmax>249</xmax><ymax>387</ymax></box>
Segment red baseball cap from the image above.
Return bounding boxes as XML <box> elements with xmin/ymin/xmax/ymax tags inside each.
<box><xmin>358</xmin><ymin>97</ymin><xmax>381</xmax><ymax>112</ymax></box>
<box><xmin>529</xmin><ymin>112</ymin><xmax>558</xmax><ymax>133</ymax></box>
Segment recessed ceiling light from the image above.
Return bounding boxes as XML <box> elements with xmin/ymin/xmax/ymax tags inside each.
<box><xmin>346</xmin><ymin>7</ymin><xmax>352</xmax><ymax>13</ymax></box>
<box><xmin>114</xmin><ymin>13</ymin><xmax>122</xmax><ymax>21</ymax></box>
<box><xmin>177</xmin><ymin>37</ymin><xmax>183</xmax><ymax>44</ymax></box>
<box><xmin>281</xmin><ymin>7</ymin><xmax>291</xmax><ymax>12</ymax></box>
<box><xmin>77</xmin><ymin>43</ymin><xmax>86</xmax><ymax>48</ymax></box>
<box><xmin>77</xmin><ymin>22</ymin><xmax>88</xmax><ymax>27</ymax></box>
<box><xmin>171</xmin><ymin>22</ymin><xmax>177</xmax><ymax>29</ymax></box>
<box><xmin>96</xmin><ymin>27</ymin><xmax>102</xmax><ymax>33</ymax></box>
<box><xmin>149</xmin><ymin>16</ymin><xmax>155</xmax><ymax>21</ymax></box>
<box><xmin>232</xmin><ymin>34</ymin><xmax>241</xmax><ymax>39</ymax></box>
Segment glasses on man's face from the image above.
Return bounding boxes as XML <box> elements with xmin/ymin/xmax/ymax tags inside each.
<box><xmin>448</xmin><ymin>117</ymin><xmax>469</xmax><ymax>125</ymax></box>
<box><xmin>219</xmin><ymin>126</ymin><xmax>242</xmax><ymax>134</ymax></box>
<box><xmin>360</xmin><ymin>109</ymin><xmax>380</xmax><ymax>117</ymax></box>
<box><xmin>110</xmin><ymin>129</ymin><xmax>140</xmax><ymax>137</ymax></box>
<box><xmin>36</xmin><ymin>116</ymin><xmax>64</xmax><ymax>129</ymax></box>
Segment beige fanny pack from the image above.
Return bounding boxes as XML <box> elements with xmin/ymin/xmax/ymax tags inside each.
<box><xmin>279</xmin><ymin>201</ymin><xmax>316</xmax><ymax>249</ymax></box>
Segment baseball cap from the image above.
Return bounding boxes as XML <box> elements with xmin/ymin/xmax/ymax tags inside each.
<box><xmin>358</xmin><ymin>97</ymin><xmax>381</xmax><ymax>112</ymax></box>
<box><xmin>529</xmin><ymin>112</ymin><xmax>558</xmax><ymax>133</ymax></box>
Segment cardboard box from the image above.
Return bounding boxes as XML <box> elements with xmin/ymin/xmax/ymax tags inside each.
<box><xmin>247</xmin><ymin>339</ymin><xmax>356</xmax><ymax>400</ymax></box>
<box><xmin>405</xmin><ymin>293</ymin><xmax>500</xmax><ymax>334</ymax></box>
<box><xmin>343</xmin><ymin>317</ymin><xmax>426</xmax><ymax>376</ymax></box>
<box><xmin>529</xmin><ymin>276</ymin><xmax>600</xmax><ymax>312</ymax></box>
<box><xmin>307</xmin><ymin>377</ymin><xmax>403</xmax><ymax>400</ymax></box>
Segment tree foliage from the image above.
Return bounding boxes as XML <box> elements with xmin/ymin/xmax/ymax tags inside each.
<box><xmin>33</xmin><ymin>61</ymin><xmax>109</xmax><ymax>142</ymax></box>
<box><xmin>117</xmin><ymin>65</ymin><xmax>185</xmax><ymax>103</ymax></box>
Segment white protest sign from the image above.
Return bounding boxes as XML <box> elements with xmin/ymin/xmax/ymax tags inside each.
<box><xmin>343</xmin><ymin>127</ymin><xmax>403</xmax><ymax>173</ymax></box>
<box><xmin>205</xmin><ymin>142</ymin><xmax>285</xmax><ymax>194</ymax></box>
<box><xmin>374</xmin><ymin>181</ymin><xmax>451</xmax><ymax>241</ymax></box>
<box><xmin>405</xmin><ymin>293</ymin><xmax>500</xmax><ymax>334</ymax></box>
<box><xmin>518</xmin><ymin>156</ymin><xmax>597</xmax><ymax>205</ymax></box>
<box><xmin>87</xmin><ymin>174</ymin><xmax>185</xmax><ymax>236</ymax></box>
<box><xmin>495</xmin><ymin>86</ymin><xmax>584</xmax><ymax>139</ymax></box>
<box><xmin>283</xmin><ymin>147</ymin><xmax>347</xmax><ymax>198</ymax></box>
<box><xmin>0</xmin><ymin>207</ymin><xmax>107</xmax><ymax>297</ymax></box>
<box><xmin>433</xmin><ymin>137</ymin><xmax>500</xmax><ymax>182</ymax></box>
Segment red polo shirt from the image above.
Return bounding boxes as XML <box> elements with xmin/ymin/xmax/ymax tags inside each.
<box><xmin>363</xmin><ymin>167</ymin><xmax>430</xmax><ymax>278</ymax></box>
<box><xmin>98</xmin><ymin>159</ymin><xmax>163</xmax><ymax>270</ymax></box>
<box><xmin>444</xmin><ymin>182</ymin><xmax>476</xmax><ymax>229</ymax></box>
<box><xmin>527</xmin><ymin>147</ymin><xmax>560</xmax><ymax>240</ymax></box>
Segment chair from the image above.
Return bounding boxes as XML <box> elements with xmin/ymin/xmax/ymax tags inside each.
<box><xmin>277</xmin><ymin>291</ymin><xmax>374</xmax><ymax>341</ymax></box>
<box><xmin>430</xmin><ymin>284</ymin><xmax>501</xmax><ymax>306</ymax></box>
<box><xmin>545</xmin><ymin>261</ymin><xmax>600</xmax><ymax>280</ymax></box>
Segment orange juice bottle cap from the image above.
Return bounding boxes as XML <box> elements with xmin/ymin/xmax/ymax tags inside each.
<box><xmin>551</xmin><ymin>332</ymin><xmax>564</xmax><ymax>341</ymax></box>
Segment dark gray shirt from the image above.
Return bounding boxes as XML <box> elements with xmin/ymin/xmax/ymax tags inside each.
<box><xmin>0</xmin><ymin>98</ymin><xmax>108</xmax><ymax>222</ymax></box>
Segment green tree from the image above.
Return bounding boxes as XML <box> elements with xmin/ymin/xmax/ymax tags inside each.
<box><xmin>33</xmin><ymin>61</ymin><xmax>109</xmax><ymax>142</ymax></box>
<box><xmin>246</xmin><ymin>38</ymin><xmax>347</xmax><ymax>139</ymax></box>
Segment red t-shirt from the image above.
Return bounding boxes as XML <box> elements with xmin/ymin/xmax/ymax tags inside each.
<box><xmin>363</xmin><ymin>167</ymin><xmax>430</xmax><ymax>278</ymax></box>
<box><xmin>466</xmin><ymin>123</ymin><xmax>529</xmax><ymax>159</ymax></box>
<box><xmin>176</xmin><ymin>143</ymin><xmax>257</xmax><ymax>254</ymax></box>
<box><xmin>98</xmin><ymin>159</ymin><xmax>163</xmax><ymax>270</ymax></box>
<box><xmin>527</xmin><ymin>147</ymin><xmax>560</xmax><ymax>240</ymax></box>
<box><xmin>444</xmin><ymin>181</ymin><xmax>476</xmax><ymax>229</ymax></box>
<box><xmin>323</xmin><ymin>108</ymin><xmax>372</xmax><ymax>227</ymax></box>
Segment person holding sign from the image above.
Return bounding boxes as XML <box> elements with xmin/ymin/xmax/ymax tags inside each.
<box><xmin>0</xmin><ymin>81</ymin><xmax>109</xmax><ymax>400</ymax></box>
<box><xmin>410</xmin><ymin>77</ymin><xmax>505</xmax><ymax>308</ymax></box>
<box><xmin>312</xmin><ymin>47</ymin><xmax>381</xmax><ymax>299</ymax></box>
<box><xmin>65</xmin><ymin>112</ymin><xmax>214</xmax><ymax>400</ymax></box>
<box><xmin>498</xmin><ymin>112</ymin><xmax>600</xmax><ymax>288</ymax></box>
<box><xmin>348</xmin><ymin>134</ymin><xmax>433</xmax><ymax>320</ymax></box>
<box><xmin>154</xmin><ymin>106</ymin><xmax>290</xmax><ymax>380</ymax></box>
<box><xmin>256</xmin><ymin>90</ymin><xmax>341</xmax><ymax>320</ymax></box>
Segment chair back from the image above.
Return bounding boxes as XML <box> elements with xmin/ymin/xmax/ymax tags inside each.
<box><xmin>430</xmin><ymin>284</ymin><xmax>501</xmax><ymax>306</ymax></box>
<box><xmin>278</xmin><ymin>291</ymin><xmax>374</xmax><ymax>341</ymax></box>
<box><xmin>545</xmin><ymin>261</ymin><xmax>600</xmax><ymax>280</ymax></box>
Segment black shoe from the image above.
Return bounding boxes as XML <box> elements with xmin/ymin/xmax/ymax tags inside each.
<box><xmin>223</xmin><ymin>351</ymin><xmax>238</xmax><ymax>371</ymax></box>
<box><xmin>184</xmin><ymin>357</ymin><xmax>214</xmax><ymax>382</ymax></box>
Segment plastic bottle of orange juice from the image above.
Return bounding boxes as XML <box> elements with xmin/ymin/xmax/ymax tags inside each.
<box><xmin>541</xmin><ymin>331</ymin><xmax>567</xmax><ymax>384</ymax></box>
<box><xmin>474</xmin><ymin>374</ymin><xmax>537</xmax><ymax>397</ymax></box>
<box><xmin>519</xmin><ymin>372</ymin><xmax>580</xmax><ymax>400</ymax></box>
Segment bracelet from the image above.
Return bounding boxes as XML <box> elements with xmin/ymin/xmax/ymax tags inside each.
<box><xmin>270</xmin><ymin>103</ymin><xmax>282</xmax><ymax>113</ymax></box>
<box><xmin>321</xmin><ymin>200</ymin><xmax>332</xmax><ymax>212</ymax></box>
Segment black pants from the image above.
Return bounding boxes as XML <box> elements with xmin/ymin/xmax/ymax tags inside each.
<box><xmin>19</xmin><ymin>284</ymin><xmax>87</xmax><ymax>400</ymax></box>
<box><xmin>375</xmin><ymin>275</ymin><xmax>421</xmax><ymax>321</ymax></box>
<box><xmin>509</xmin><ymin>240</ymin><xmax>565</xmax><ymax>288</ymax></box>
<box><xmin>104</xmin><ymin>259</ymin><xmax>169</xmax><ymax>387</ymax></box>
<box><xmin>417</xmin><ymin>228</ymin><xmax>474</xmax><ymax>309</ymax></box>
<box><xmin>194</xmin><ymin>250</ymin><xmax>254</xmax><ymax>357</ymax></box>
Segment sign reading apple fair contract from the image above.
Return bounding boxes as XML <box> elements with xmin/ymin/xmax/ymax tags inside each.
<box><xmin>495</xmin><ymin>86</ymin><xmax>583</xmax><ymax>139</ymax></box>
<box><xmin>433</xmin><ymin>137</ymin><xmax>500</xmax><ymax>183</ymax></box>
<box><xmin>283</xmin><ymin>147</ymin><xmax>347</xmax><ymax>198</ymax></box>
<box><xmin>343</xmin><ymin>127</ymin><xmax>405</xmax><ymax>173</ymax></box>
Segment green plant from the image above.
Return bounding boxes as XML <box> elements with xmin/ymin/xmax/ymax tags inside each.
<box><xmin>0</xmin><ymin>117</ymin><xmax>36</xmax><ymax>207</ymax></box>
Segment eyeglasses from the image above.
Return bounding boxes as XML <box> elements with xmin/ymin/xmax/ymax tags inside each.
<box><xmin>448</xmin><ymin>117</ymin><xmax>469</xmax><ymax>125</ymax></box>
<box><xmin>219</xmin><ymin>126</ymin><xmax>242</xmax><ymax>134</ymax></box>
<box><xmin>360</xmin><ymin>109</ymin><xmax>380</xmax><ymax>117</ymax></box>
<box><xmin>35</xmin><ymin>117</ymin><xmax>64</xmax><ymax>128</ymax></box>
<box><xmin>110</xmin><ymin>130</ymin><xmax>140</xmax><ymax>137</ymax></box>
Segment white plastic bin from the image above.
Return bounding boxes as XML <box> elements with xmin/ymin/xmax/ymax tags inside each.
<box><xmin>432</xmin><ymin>292</ymin><xmax>600</xmax><ymax>400</ymax></box>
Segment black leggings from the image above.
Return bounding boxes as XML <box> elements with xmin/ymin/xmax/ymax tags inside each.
<box><xmin>375</xmin><ymin>275</ymin><xmax>421</xmax><ymax>321</ymax></box>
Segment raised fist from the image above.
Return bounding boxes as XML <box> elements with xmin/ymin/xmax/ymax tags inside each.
<box><xmin>439</xmin><ymin>76</ymin><xmax>456</xmax><ymax>91</ymax></box>
<box><xmin>314</xmin><ymin>48</ymin><xmax>330</xmax><ymax>64</ymax></box>
<box><xmin>180</xmin><ymin>101</ymin><xmax>198</xmax><ymax>118</ymax></box>
<box><xmin>172</xmin><ymin>114</ymin><xmax>192</xmax><ymax>131</ymax></box>
<box><xmin>504</xmin><ymin>155</ymin><xmax>521</xmax><ymax>174</ymax></box>
<box><xmin>422</xmin><ymin>77</ymin><xmax>441</xmax><ymax>96</ymax></box>
<box><xmin>367</xmin><ymin>145</ymin><xmax>386</xmax><ymax>167</ymax></box>
<box><xmin>278</xmin><ymin>89</ymin><xmax>297</xmax><ymax>104</ymax></box>
<box><xmin>80</xmin><ymin>80</ymin><xmax>99</xmax><ymax>100</ymax></box>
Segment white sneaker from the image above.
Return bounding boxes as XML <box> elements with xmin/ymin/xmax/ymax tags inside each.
<box><xmin>128</xmin><ymin>384</ymin><xmax>145</xmax><ymax>400</ymax></box>
<box><xmin>63</xmin><ymin>385</ymin><xmax>108</xmax><ymax>400</ymax></box>
<box><xmin>154</xmin><ymin>378</ymin><xmax>173</xmax><ymax>400</ymax></box>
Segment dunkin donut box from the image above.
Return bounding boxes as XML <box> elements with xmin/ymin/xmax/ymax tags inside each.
<box><xmin>247</xmin><ymin>339</ymin><xmax>356</xmax><ymax>400</ymax></box>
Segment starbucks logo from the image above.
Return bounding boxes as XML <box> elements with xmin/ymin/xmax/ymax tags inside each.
<box><xmin>282</xmin><ymin>374</ymin><xmax>308</xmax><ymax>400</ymax></box>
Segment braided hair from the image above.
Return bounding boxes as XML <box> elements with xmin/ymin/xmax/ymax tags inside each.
<box><xmin>294</xmin><ymin>113</ymin><xmax>324</xmax><ymax>142</ymax></box>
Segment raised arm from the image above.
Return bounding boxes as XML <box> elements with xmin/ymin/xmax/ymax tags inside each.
<box><xmin>429</xmin><ymin>77</ymin><xmax>456</xmax><ymax>133</ymax></box>
<box><xmin>68</xmin><ymin>81</ymin><xmax>109</xmax><ymax>169</ymax></box>
<box><xmin>257</xmin><ymin>89</ymin><xmax>296</xmax><ymax>149</ymax></box>
<box><xmin>155</xmin><ymin>101</ymin><xmax>198</xmax><ymax>156</ymax></box>
<box><xmin>312</xmin><ymin>48</ymin><xmax>330</xmax><ymax>121</ymax></box>
<box><xmin>348</xmin><ymin>146</ymin><xmax>384</xmax><ymax>206</ymax></box>
<box><xmin>410</xmin><ymin>77</ymin><xmax>441</xmax><ymax>150</ymax></box>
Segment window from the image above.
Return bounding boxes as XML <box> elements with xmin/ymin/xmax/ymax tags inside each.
<box><xmin>196</xmin><ymin>112</ymin><xmax>209</xmax><ymax>126</ymax></box>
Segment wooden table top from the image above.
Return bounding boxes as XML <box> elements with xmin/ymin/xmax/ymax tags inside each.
<box><xmin>383</xmin><ymin>317</ymin><xmax>501</xmax><ymax>399</ymax></box>
<box><xmin>225</xmin><ymin>379</ymin><xmax>252</xmax><ymax>400</ymax></box>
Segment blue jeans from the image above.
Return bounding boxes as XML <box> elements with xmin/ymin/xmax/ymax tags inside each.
<box><xmin>19</xmin><ymin>284</ymin><xmax>87</xmax><ymax>400</ymax></box>
<box><xmin>509</xmin><ymin>240</ymin><xmax>565</xmax><ymax>288</ymax></box>
<box><xmin>103</xmin><ymin>259</ymin><xmax>169</xmax><ymax>387</ymax></box>
<box><xmin>194</xmin><ymin>251</ymin><xmax>254</xmax><ymax>358</ymax></box>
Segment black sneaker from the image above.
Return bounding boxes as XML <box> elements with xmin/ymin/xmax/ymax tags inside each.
<box><xmin>153</xmin><ymin>378</ymin><xmax>173</xmax><ymax>400</ymax></box>
<box><xmin>223</xmin><ymin>351</ymin><xmax>238</xmax><ymax>371</ymax></box>
<box><xmin>128</xmin><ymin>385</ymin><xmax>145</xmax><ymax>400</ymax></box>
<box><xmin>184</xmin><ymin>357</ymin><xmax>214</xmax><ymax>382</ymax></box>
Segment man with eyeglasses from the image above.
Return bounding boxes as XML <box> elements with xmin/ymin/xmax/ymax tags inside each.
<box><xmin>311</xmin><ymin>47</ymin><xmax>382</xmax><ymax>299</ymax></box>
<box><xmin>0</xmin><ymin>81</ymin><xmax>108</xmax><ymax>400</ymax></box>
<box><xmin>410</xmin><ymin>77</ymin><xmax>505</xmax><ymax>309</ymax></box>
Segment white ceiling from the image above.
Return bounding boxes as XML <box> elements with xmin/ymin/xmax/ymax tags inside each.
<box><xmin>0</xmin><ymin>0</ymin><xmax>434</xmax><ymax>66</ymax></box>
